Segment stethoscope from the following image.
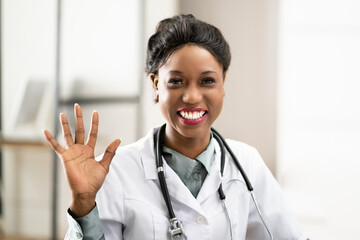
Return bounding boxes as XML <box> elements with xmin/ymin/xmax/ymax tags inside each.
<box><xmin>154</xmin><ymin>124</ymin><xmax>274</xmax><ymax>240</ymax></box>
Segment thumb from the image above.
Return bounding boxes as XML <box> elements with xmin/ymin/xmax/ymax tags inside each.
<box><xmin>100</xmin><ymin>139</ymin><xmax>121</xmax><ymax>172</ymax></box>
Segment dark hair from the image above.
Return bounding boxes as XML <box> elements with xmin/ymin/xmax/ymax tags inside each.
<box><xmin>146</xmin><ymin>14</ymin><xmax>231</xmax><ymax>75</ymax></box>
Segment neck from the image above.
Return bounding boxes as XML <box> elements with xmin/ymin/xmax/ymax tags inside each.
<box><xmin>163</xmin><ymin>125</ymin><xmax>211</xmax><ymax>159</ymax></box>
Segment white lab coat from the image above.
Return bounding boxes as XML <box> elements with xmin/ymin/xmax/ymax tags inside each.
<box><xmin>96</xmin><ymin>128</ymin><xmax>306</xmax><ymax>240</ymax></box>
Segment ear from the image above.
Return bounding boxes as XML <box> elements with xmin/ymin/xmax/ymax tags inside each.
<box><xmin>222</xmin><ymin>73</ymin><xmax>226</xmax><ymax>97</ymax></box>
<box><xmin>222</xmin><ymin>72</ymin><xmax>227</xmax><ymax>83</ymax></box>
<box><xmin>150</xmin><ymin>73</ymin><xmax>159</xmax><ymax>90</ymax></box>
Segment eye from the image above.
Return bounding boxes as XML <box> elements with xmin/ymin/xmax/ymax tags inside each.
<box><xmin>168</xmin><ymin>77</ymin><xmax>183</xmax><ymax>86</ymax></box>
<box><xmin>201</xmin><ymin>77</ymin><xmax>216</xmax><ymax>85</ymax></box>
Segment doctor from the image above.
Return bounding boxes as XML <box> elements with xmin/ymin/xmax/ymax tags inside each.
<box><xmin>43</xmin><ymin>14</ymin><xmax>307</xmax><ymax>239</ymax></box>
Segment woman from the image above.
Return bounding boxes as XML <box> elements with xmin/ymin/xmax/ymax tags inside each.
<box><xmin>44</xmin><ymin>14</ymin><xmax>307</xmax><ymax>239</ymax></box>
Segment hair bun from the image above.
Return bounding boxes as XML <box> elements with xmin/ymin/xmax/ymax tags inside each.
<box><xmin>146</xmin><ymin>14</ymin><xmax>231</xmax><ymax>75</ymax></box>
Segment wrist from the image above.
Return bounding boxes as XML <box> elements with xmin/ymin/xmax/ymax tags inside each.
<box><xmin>69</xmin><ymin>193</ymin><xmax>96</xmax><ymax>218</ymax></box>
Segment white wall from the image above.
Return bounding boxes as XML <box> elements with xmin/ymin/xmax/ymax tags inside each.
<box><xmin>60</xmin><ymin>0</ymin><xmax>141</xmax><ymax>100</ymax></box>
<box><xmin>180</xmin><ymin>0</ymin><xmax>279</xmax><ymax>174</ymax></box>
<box><xmin>278</xmin><ymin>0</ymin><xmax>360</xmax><ymax>239</ymax></box>
<box><xmin>2</xmin><ymin>0</ymin><xmax>56</xmax><ymax>133</ymax></box>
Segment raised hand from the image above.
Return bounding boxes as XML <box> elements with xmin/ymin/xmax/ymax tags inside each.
<box><xmin>43</xmin><ymin>104</ymin><xmax>121</xmax><ymax>217</ymax></box>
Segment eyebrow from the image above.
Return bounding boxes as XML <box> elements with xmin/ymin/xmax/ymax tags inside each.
<box><xmin>168</xmin><ymin>70</ymin><xmax>218</xmax><ymax>75</ymax></box>
<box><xmin>201</xmin><ymin>71</ymin><xmax>218</xmax><ymax>75</ymax></box>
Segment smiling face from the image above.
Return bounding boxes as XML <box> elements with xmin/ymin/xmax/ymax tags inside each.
<box><xmin>151</xmin><ymin>44</ymin><xmax>226</xmax><ymax>142</ymax></box>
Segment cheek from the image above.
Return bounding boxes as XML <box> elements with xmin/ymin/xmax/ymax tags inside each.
<box><xmin>158</xmin><ymin>90</ymin><xmax>177</xmax><ymax>117</ymax></box>
<box><xmin>158</xmin><ymin>89</ymin><xmax>170</xmax><ymax>106</ymax></box>
<box><xmin>216</xmin><ymin>98</ymin><xmax>224</xmax><ymax>114</ymax></box>
<box><xmin>209</xmin><ymin>90</ymin><xmax>224</xmax><ymax>114</ymax></box>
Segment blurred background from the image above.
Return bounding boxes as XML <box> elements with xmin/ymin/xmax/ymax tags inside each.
<box><xmin>1</xmin><ymin>0</ymin><xmax>359</xmax><ymax>239</ymax></box>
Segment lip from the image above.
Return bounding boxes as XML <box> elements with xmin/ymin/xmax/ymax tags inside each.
<box><xmin>177</xmin><ymin>107</ymin><xmax>208</xmax><ymax>125</ymax></box>
<box><xmin>177</xmin><ymin>107</ymin><xmax>207</xmax><ymax>112</ymax></box>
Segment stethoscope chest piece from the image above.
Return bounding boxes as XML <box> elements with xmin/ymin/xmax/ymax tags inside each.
<box><xmin>154</xmin><ymin>124</ymin><xmax>273</xmax><ymax>240</ymax></box>
<box><xmin>169</xmin><ymin>217</ymin><xmax>187</xmax><ymax>239</ymax></box>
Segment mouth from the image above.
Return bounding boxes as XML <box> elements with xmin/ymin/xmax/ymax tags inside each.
<box><xmin>177</xmin><ymin>108</ymin><xmax>207</xmax><ymax>125</ymax></box>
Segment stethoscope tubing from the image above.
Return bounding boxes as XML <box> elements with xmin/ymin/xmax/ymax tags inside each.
<box><xmin>154</xmin><ymin>124</ymin><xmax>176</xmax><ymax>219</ymax></box>
<box><xmin>154</xmin><ymin>124</ymin><xmax>273</xmax><ymax>240</ymax></box>
<box><xmin>211</xmin><ymin>127</ymin><xmax>254</xmax><ymax>192</ymax></box>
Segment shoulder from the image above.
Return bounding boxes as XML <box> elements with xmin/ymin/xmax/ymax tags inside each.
<box><xmin>95</xmin><ymin>141</ymin><xmax>141</xmax><ymax>173</ymax></box>
<box><xmin>221</xmin><ymin>138</ymin><xmax>267</xmax><ymax>179</ymax></box>
<box><xmin>96</xmin><ymin>129</ymin><xmax>156</xmax><ymax>217</ymax></box>
<box><xmin>109</xmin><ymin>133</ymin><xmax>152</xmax><ymax>172</ymax></box>
<box><xmin>223</xmin><ymin>138</ymin><xmax>259</xmax><ymax>159</ymax></box>
<box><xmin>99</xmin><ymin>127</ymin><xmax>157</xmax><ymax>182</ymax></box>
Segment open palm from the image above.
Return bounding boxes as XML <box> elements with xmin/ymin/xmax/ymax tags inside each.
<box><xmin>43</xmin><ymin>104</ymin><xmax>120</xmax><ymax>216</ymax></box>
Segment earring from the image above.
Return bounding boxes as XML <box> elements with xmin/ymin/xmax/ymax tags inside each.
<box><xmin>154</xmin><ymin>90</ymin><xmax>159</xmax><ymax>102</ymax></box>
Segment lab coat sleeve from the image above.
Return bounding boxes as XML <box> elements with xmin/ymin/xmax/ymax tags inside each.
<box><xmin>65</xmin><ymin>205</ymin><xmax>105</xmax><ymax>240</ymax></box>
<box><xmin>245</xmin><ymin>148</ymin><xmax>308</xmax><ymax>240</ymax></box>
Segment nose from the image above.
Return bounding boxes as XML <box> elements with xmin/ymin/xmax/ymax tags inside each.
<box><xmin>182</xmin><ymin>85</ymin><xmax>203</xmax><ymax>104</ymax></box>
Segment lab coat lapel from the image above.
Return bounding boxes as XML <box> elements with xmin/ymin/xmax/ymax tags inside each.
<box><xmin>196</xmin><ymin>140</ymin><xmax>222</xmax><ymax>203</ymax></box>
<box><xmin>162</xmin><ymin>160</ymin><xmax>204</xmax><ymax>214</ymax></box>
<box><xmin>138</xmin><ymin>128</ymin><xmax>158</xmax><ymax>180</ymax></box>
<box><xmin>138</xmin><ymin>128</ymin><xmax>204</xmax><ymax>214</ymax></box>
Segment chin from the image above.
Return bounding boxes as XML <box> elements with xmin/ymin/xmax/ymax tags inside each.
<box><xmin>175</xmin><ymin>123</ymin><xmax>211</xmax><ymax>138</ymax></box>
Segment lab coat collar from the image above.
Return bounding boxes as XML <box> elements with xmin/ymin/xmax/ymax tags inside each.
<box><xmin>194</xmin><ymin>138</ymin><xmax>247</xmax><ymax>203</ymax></box>
<box><xmin>138</xmin><ymin>126</ymin><xmax>246</xmax><ymax>182</ymax></box>
<box><xmin>138</xmin><ymin>127</ymin><xmax>204</xmax><ymax>213</ymax></box>
<box><xmin>138</xmin><ymin>127</ymin><xmax>246</xmax><ymax>212</ymax></box>
<box><xmin>138</xmin><ymin>127</ymin><xmax>220</xmax><ymax>182</ymax></box>
<box><xmin>215</xmin><ymin>138</ymin><xmax>247</xmax><ymax>186</ymax></box>
<box><xmin>138</xmin><ymin>127</ymin><xmax>158</xmax><ymax>180</ymax></box>
<box><xmin>196</xmin><ymin>140</ymin><xmax>222</xmax><ymax>203</ymax></box>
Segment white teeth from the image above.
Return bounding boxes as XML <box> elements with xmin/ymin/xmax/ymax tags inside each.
<box><xmin>179</xmin><ymin>110</ymin><xmax>206</xmax><ymax>120</ymax></box>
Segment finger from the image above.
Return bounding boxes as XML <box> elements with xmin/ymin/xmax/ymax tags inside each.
<box><xmin>86</xmin><ymin>111</ymin><xmax>99</xmax><ymax>149</ymax></box>
<box><xmin>60</xmin><ymin>113</ymin><xmax>74</xmax><ymax>147</ymax></box>
<box><xmin>74</xmin><ymin>103</ymin><xmax>85</xmax><ymax>144</ymax></box>
<box><xmin>43</xmin><ymin>129</ymin><xmax>65</xmax><ymax>154</ymax></box>
<box><xmin>100</xmin><ymin>139</ymin><xmax>121</xmax><ymax>172</ymax></box>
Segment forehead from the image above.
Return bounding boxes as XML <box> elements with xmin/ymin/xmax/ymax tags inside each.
<box><xmin>159</xmin><ymin>45</ymin><xmax>223</xmax><ymax>75</ymax></box>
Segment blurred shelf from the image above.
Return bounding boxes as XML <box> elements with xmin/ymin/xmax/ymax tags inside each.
<box><xmin>2</xmin><ymin>235</ymin><xmax>48</xmax><ymax>240</ymax></box>
<box><xmin>0</xmin><ymin>138</ymin><xmax>48</xmax><ymax>148</ymax></box>
<box><xmin>60</xmin><ymin>96</ymin><xmax>140</xmax><ymax>105</ymax></box>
